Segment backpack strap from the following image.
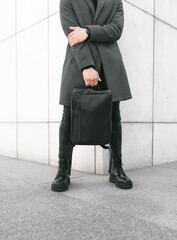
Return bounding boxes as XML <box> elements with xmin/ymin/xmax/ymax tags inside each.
<box><xmin>100</xmin><ymin>145</ymin><xmax>112</xmax><ymax>173</ymax></box>
<box><xmin>100</xmin><ymin>144</ymin><xmax>110</xmax><ymax>150</ymax></box>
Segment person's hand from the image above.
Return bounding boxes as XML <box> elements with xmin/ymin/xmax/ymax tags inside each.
<box><xmin>68</xmin><ymin>26</ymin><xmax>88</xmax><ymax>46</ymax></box>
<box><xmin>82</xmin><ymin>68</ymin><xmax>102</xmax><ymax>87</ymax></box>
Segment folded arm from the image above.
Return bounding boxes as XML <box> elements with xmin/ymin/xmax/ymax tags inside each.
<box><xmin>60</xmin><ymin>0</ymin><xmax>101</xmax><ymax>86</ymax></box>
<box><xmin>60</xmin><ymin>0</ymin><xmax>95</xmax><ymax>70</ymax></box>
<box><xmin>68</xmin><ymin>0</ymin><xmax>124</xmax><ymax>45</ymax></box>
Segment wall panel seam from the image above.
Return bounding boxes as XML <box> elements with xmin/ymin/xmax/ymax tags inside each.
<box><xmin>152</xmin><ymin>0</ymin><xmax>156</xmax><ymax>167</ymax></box>
<box><xmin>0</xmin><ymin>34</ymin><xmax>17</xmax><ymax>44</ymax></box>
<box><xmin>15</xmin><ymin>0</ymin><xmax>18</xmax><ymax>159</ymax></box>
<box><xmin>94</xmin><ymin>146</ymin><xmax>96</xmax><ymax>174</ymax></box>
<box><xmin>123</xmin><ymin>0</ymin><xmax>153</xmax><ymax>16</ymax></box>
<box><xmin>0</xmin><ymin>12</ymin><xmax>58</xmax><ymax>43</ymax></box>
<box><xmin>48</xmin><ymin>0</ymin><xmax>50</xmax><ymax>165</ymax></box>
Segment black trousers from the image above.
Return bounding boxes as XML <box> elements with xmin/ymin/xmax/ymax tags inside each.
<box><xmin>58</xmin><ymin>102</ymin><xmax>122</xmax><ymax>160</ymax></box>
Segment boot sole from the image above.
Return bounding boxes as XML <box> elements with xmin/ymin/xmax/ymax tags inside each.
<box><xmin>51</xmin><ymin>184</ymin><xmax>68</xmax><ymax>192</ymax></box>
<box><xmin>51</xmin><ymin>177</ymin><xmax>70</xmax><ymax>192</ymax></box>
<box><xmin>109</xmin><ymin>175</ymin><xmax>133</xmax><ymax>189</ymax></box>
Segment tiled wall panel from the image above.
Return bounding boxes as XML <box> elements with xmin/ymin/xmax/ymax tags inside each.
<box><xmin>72</xmin><ymin>146</ymin><xmax>95</xmax><ymax>173</ymax></box>
<box><xmin>0</xmin><ymin>0</ymin><xmax>15</xmax><ymax>40</ymax></box>
<box><xmin>124</xmin><ymin>0</ymin><xmax>154</xmax><ymax>14</ymax></box>
<box><xmin>119</xmin><ymin>2</ymin><xmax>153</xmax><ymax>122</ymax></box>
<box><xmin>154</xmin><ymin>124</ymin><xmax>177</xmax><ymax>165</ymax></box>
<box><xmin>0</xmin><ymin>37</ymin><xmax>16</xmax><ymax>122</ymax></box>
<box><xmin>18</xmin><ymin>123</ymin><xmax>48</xmax><ymax>164</ymax></box>
<box><xmin>16</xmin><ymin>0</ymin><xmax>48</xmax><ymax>31</ymax></box>
<box><xmin>49</xmin><ymin>14</ymin><xmax>66</xmax><ymax>122</ymax></box>
<box><xmin>49</xmin><ymin>0</ymin><xmax>59</xmax><ymax>15</ymax></box>
<box><xmin>154</xmin><ymin>20</ymin><xmax>177</xmax><ymax>122</ymax></box>
<box><xmin>122</xmin><ymin>123</ymin><xmax>152</xmax><ymax>170</ymax></box>
<box><xmin>17</xmin><ymin>21</ymin><xmax>48</xmax><ymax>122</ymax></box>
<box><xmin>95</xmin><ymin>146</ymin><xmax>110</xmax><ymax>174</ymax></box>
<box><xmin>155</xmin><ymin>0</ymin><xmax>177</xmax><ymax>28</ymax></box>
<box><xmin>0</xmin><ymin>123</ymin><xmax>17</xmax><ymax>158</ymax></box>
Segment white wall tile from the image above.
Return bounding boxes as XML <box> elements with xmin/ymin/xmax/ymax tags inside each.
<box><xmin>155</xmin><ymin>0</ymin><xmax>177</xmax><ymax>28</ymax></box>
<box><xmin>125</xmin><ymin>0</ymin><xmax>154</xmax><ymax>14</ymax></box>
<box><xmin>0</xmin><ymin>123</ymin><xmax>17</xmax><ymax>158</ymax></box>
<box><xmin>18</xmin><ymin>123</ymin><xmax>48</xmax><ymax>164</ymax></box>
<box><xmin>49</xmin><ymin>123</ymin><xmax>59</xmax><ymax>167</ymax></box>
<box><xmin>17</xmin><ymin>20</ymin><xmax>48</xmax><ymax>122</ymax></box>
<box><xmin>154</xmin><ymin>124</ymin><xmax>177</xmax><ymax>165</ymax></box>
<box><xmin>154</xmin><ymin>20</ymin><xmax>177</xmax><ymax>122</ymax></box>
<box><xmin>49</xmin><ymin>0</ymin><xmax>59</xmax><ymax>15</ymax></box>
<box><xmin>49</xmin><ymin>14</ymin><xmax>67</xmax><ymax>122</ymax></box>
<box><xmin>0</xmin><ymin>0</ymin><xmax>15</xmax><ymax>40</ymax></box>
<box><xmin>72</xmin><ymin>146</ymin><xmax>95</xmax><ymax>173</ymax></box>
<box><xmin>95</xmin><ymin>146</ymin><xmax>110</xmax><ymax>174</ymax></box>
<box><xmin>122</xmin><ymin>123</ymin><xmax>152</xmax><ymax>169</ymax></box>
<box><xmin>16</xmin><ymin>0</ymin><xmax>48</xmax><ymax>31</ymax></box>
<box><xmin>0</xmin><ymin>37</ymin><xmax>16</xmax><ymax>122</ymax></box>
<box><xmin>119</xmin><ymin>2</ymin><xmax>153</xmax><ymax>122</ymax></box>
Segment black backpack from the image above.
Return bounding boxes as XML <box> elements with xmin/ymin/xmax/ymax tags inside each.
<box><xmin>71</xmin><ymin>87</ymin><xmax>112</xmax><ymax>148</ymax></box>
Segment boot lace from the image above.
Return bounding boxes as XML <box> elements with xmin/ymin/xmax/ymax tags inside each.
<box><xmin>117</xmin><ymin>163</ymin><xmax>127</xmax><ymax>177</ymax></box>
<box><xmin>113</xmin><ymin>158</ymin><xmax>127</xmax><ymax>177</ymax></box>
<box><xmin>56</xmin><ymin>158</ymin><xmax>67</xmax><ymax>178</ymax></box>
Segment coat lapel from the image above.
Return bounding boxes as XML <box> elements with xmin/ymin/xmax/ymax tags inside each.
<box><xmin>94</xmin><ymin>0</ymin><xmax>106</xmax><ymax>22</ymax></box>
<box><xmin>84</xmin><ymin>0</ymin><xmax>95</xmax><ymax>15</ymax></box>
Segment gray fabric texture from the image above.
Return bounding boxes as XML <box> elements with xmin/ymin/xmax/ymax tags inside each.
<box><xmin>59</xmin><ymin>0</ymin><xmax>132</xmax><ymax>106</ymax></box>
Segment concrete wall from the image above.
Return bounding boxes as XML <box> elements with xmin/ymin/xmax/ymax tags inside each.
<box><xmin>0</xmin><ymin>0</ymin><xmax>177</xmax><ymax>174</ymax></box>
<box><xmin>119</xmin><ymin>0</ymin><xmax>177</xmax><ymax>170</ymax></box>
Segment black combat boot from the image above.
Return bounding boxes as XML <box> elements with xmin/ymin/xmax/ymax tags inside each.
<box><xmin>51</xmin><ymin>158</ymin><xmax>70</xmax><ymax>192</ymax></box>
<box><xmin>109</xmin><ymin>156</ymin><xmax>133</xmax><ymax>189</ymax></box>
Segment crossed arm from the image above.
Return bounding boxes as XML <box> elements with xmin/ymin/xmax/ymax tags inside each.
<box><xmin>68</xmin><ymin>0</ymin><xmax>124</xmax><ymax>46</ymax></box>
<box><xmin>67</xmin><ymin>26</ymin><xmax>100</xmax><ymax>87</ymax></box>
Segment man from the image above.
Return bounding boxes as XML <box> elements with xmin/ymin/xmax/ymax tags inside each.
<box><xmin>51</xmin><ymin>0</ymin><xmax>133</xmax><ymax>192</ymax></box>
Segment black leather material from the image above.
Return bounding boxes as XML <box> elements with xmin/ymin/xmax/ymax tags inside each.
<box><xmin>109</xmin><ymin>157</ymin><xmax>133</xmax><ymax>189</ymax></box>
<box><xmin>51</xmin><ymin>158</ymin><xmax>70</xmax><ymax>192</ymax></box>
<box><xmin>51</xmin><ymin>175</ymin><xmax>70</xmax><ymax>192</ymax></box>
<box><xmin>71</xmin><ymin>87</ymin><xmax>112</xmax><ymax>145</ymax></box>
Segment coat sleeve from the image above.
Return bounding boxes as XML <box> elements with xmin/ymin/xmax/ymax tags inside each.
<box><xmin>60</xmin><ymin>0</ymin><xmax>95</xmax><ymax>71</ymax></box>
<box><xmin>86</xmin><ymin>0</ymin><xmax>124</xmax><ymax>43</ymax></box>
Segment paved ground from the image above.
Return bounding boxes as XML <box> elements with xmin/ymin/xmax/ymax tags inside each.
<box><xmin>0</xmin><ymin>155</ymin><xmax>177</xmax><ymax>240</ymax></box>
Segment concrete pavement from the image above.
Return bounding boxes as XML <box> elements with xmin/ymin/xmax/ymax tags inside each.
<box><xmin>0</xmin><ymin>155</ymin><xmax>177</xmax><ymax>240</ymax></box>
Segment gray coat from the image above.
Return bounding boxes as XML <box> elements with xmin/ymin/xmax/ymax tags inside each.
<box><xmin>59</xmin><ymin>0</ymin><xmax>132</xmax><ymax>106</ymax></box>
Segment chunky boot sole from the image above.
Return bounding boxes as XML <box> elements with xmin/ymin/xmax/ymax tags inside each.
<box><xmin>109</xmin><ymin>174</ymin><xmax>133</xmax><ymax>189</ymax></box>
<box><xmin>51</xmin><ymin>177</ymin><xmax>70</xmax><ymax>192</ymax></box>
<box><xmin>51</xmin><ymin>183</ymin><xmax>68</xmax><ymax>192</ymax></box>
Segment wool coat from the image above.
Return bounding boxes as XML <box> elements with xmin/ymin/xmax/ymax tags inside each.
<box><xmin>59</xmin><ymin>0</ymin><xmax>132</xmax><ymax>106</ymax></box>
